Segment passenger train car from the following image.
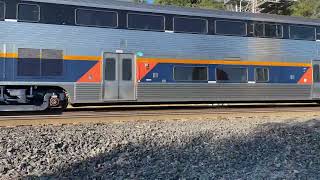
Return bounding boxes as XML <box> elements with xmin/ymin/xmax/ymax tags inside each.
<box><xmin>1</xmin><ymin>0</ymin><xmax>320</xmax><ymax>111</ymax></box>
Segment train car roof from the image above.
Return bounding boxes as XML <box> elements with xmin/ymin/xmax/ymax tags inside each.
<box><xmin>27</xmin><ymin>0</ymin><xmax>320</xmax><ymax>26</ymax></box>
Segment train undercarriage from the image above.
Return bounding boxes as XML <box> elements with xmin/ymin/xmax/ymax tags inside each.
<box><xmin>0</xmin><ymin>86</ymin><xmax>68</xmax><ymax>111</ymax></box>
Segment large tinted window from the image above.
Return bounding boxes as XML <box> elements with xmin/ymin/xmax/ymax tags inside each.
<box><xmin>173</xmin><ymin>17</ymin><xmax>207</xmax><ymax>34</ymax></box>
<box><xmin>127</xmin><ymin>13</ymin><xmax>165</xmax><ymax>31</ymax></box>
<box><xmin>290</xmin><ymin>25</ymin><xmax>315</xmax><ymax>40</ymax></box>
<box><xmin>216</xmin><ymin>66</ymin><xmax>247</xmax><ymax>83</ymax></box>
<box><xmin>17</xmin><ymin>48</ymin><xmax>41</xmax><ymax>76</ymax></box>
<box><xmin>215</xmin><ymin>20</ymin><xmax>247</xmax><ymax>36</ymax></box>
<box><xmin>174</xmin><ymin>66</ymin><xmax>208</xmax><ymax>81</ymax></box>
<box><xmin>76</xmin><ymin>9</ymin><xmax>117</xmax><ymax>28</ymax></box>
<box><xmin>41</xmin><ymin>49</ymin><xmax>63</xmax><ymax>76</ymax></box>
<box><xmin>0</xmin><ymin>1</ymin><xmax>4</xmax><ymax>20</ymax></box>
<box><xmin>17</xmin><ymin>3</ymin><xmax>40</xmax><ymax>22</ymax></box>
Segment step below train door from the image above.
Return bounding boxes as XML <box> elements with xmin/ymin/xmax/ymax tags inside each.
<box><xmin>103</xmin><ymin>52</ymin><xmax>136</xmax><ymax>101</ymax></box>
<box><xmin>312</xmin><ymin>60</ymin><xmax>320</xmax><ymax>99</ymax></box>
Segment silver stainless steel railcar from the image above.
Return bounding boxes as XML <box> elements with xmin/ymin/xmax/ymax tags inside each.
<box><xmin>0</xmin><ymin>0</ymin><xmax>320</xmax><ymax>111</ymax></box>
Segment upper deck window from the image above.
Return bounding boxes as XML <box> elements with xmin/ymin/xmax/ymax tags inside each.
<box><xmin>289</xmin><ymin>25</ymin><xmax>315</xmax><ymax>41</ymax></box>
<box><xmin>0</xmin><ymin>1</ymin><xmax>4</xmax><ymax>21</ymax></box>
<box><xmin>127</xmin><ymin>13</ymin><xmax>165</xmax><ymax>31</ymax></box>
<box><xmin>75</xmin><ymin>8</ymin><xmax>118</xmax><ymax>28</ymax></box>
<box><xmin>17</xmin><ymin>3</ymin><xmax>40</xmax><ymax>22</ymax></box>
<box><xmin>254</xmin><ymin>23</ymin><xmax>283</xmax><ymax>38</ymax></box>
<box><xmin>215</xmin><ymin>20</ymin><xmax>247</xmax><ymax>36</ymax></box>
<box><xmin>173</xmin><ymin>17</ymin><xmax>208</xmax><ymax>34</ymax></box>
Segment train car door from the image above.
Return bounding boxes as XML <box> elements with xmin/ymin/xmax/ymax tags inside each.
<box><xmin>103</xmin><ymin>53</ymin><xmax>136</xmax><ymax>101</ymax></box>
<box><xmin>0</xmin><ymin>44</ymin><xmax>4</xmax><ymax>81</ymax></box>
<box><xmin>312</xmin><ymin>60</ymin><xmax>320</xmax><ymax>99</ymax></box>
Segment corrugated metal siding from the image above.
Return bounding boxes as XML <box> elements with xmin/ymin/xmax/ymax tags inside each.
<box><xmin>137</xmin><ymin>83</ymin><xmax>311</xmax><ymax>102</ymax></box>
<box><xmin>0</xmin><ymin>22</ymin><xmax>316</xmax><ymax>62</ymax></box>
<box><xmin>75</xmin><ymin>83</ymin><xmax>102</xmax><ymax>102</ymax></box>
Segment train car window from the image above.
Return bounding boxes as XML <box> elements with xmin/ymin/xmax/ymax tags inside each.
<box><xmin>174</xmin><ymin>66</ymin><xmax>208</xmax><ymax>81</ymax></box>
<box><xmin>0</xmin><ymin>1</ymin><xmax>4</xmax><ymax>21</ymax></box>
<box><xmin>254</xmin><ymin>23</ymin><xmax>264</xmax><ymax>37</ymax></box>
<box><xmin>105</xmin><ymin>58</ymin><xmax>116</xmax><ymax>81</ymax></box>
<box><xmin>254</xmin><ymin>23</ymin><xmax>282</xmax><ymax>38</ymax></box>
<box><xmin>122</xmin><ymin>59</ymin><xmax>132</xmax><ymax>81</ymax></box>
<box><xmin>41</xmin><ymin>49</ymin><xmax>63</xmax><ymax>76</ymax></box>
<box><xmin>215</xmin><ymin>20</ymin><xmax>247</xmax><ymax>36</ymax></box>
<box><xmin>289</xmin><ymin>25</ymin><xmax>315</xmax><ymax>40</ymax></box>
<box><xmin>17</xmin><ymin>3</ymin><xmax>40</xmax><ymax>22</ymax></box>
<box><xmin>317</xmin><ymin>27</ymin><xmax>320</xmax><ymax>40</ymax></box>
<box><xmin>173</xmin><ymin>17</ymin><xmax>208</xmax><ymax>34</ymax></box>
<box><xmin>216</xmin><ymin>66</ymin><xmax>248</xmax><ymax>83</ymax></box>
<box><xmin>255</xmin><ymin>68</ymin><xmax>269</xmax><ymax>82</ymax></box>
<box><xmin>265</xmin><ymin>24</ymin><xmax>282</xmax><ymax>38</ymax></box>
<box><xmin>17</xmin><ymin>48</ymin><xmax>41</xmax><ymax>76</ymax></box>
<box><xmin>75</xmin><ymin>8</ymin><xmax>118</xmax><ymax>28</ymax></box>
<box><xmin>127</xmin><ymin>13</ymin><xmax>165</xmax><ymax>31</ymax></box>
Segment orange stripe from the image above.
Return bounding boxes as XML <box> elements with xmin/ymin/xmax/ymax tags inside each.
<box><xmin>0</xmin><ymin>53</ymin><xmax>312</xmax><ymax>67</ymax></box>
<box><xmin>137</xmin><ymin>57</ymin><xmax>311</xmax><ymax>67</ymax></box>
<box><xmin>63</xmin><ymin>55</ymin><xmax>102</xmax><ymax>61</ymax></box>
<box><xmin>0</xmin><ymin>53</ymin><xmax>18</xmax><ymax>58</ymax></box>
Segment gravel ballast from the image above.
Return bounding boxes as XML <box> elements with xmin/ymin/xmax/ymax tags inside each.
<box><xmin>0</xmin><ymin>115</ymin><xmax>320</xmax><ymax>179</ymax></box>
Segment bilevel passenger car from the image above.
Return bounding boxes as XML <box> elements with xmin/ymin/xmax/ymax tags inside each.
<box><xmin>1</xmin><ymin>0</ymin><xmax>320</xmax><ymax>111</ymax></box>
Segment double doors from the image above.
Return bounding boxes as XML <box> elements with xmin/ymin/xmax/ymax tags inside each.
<box><xmin>312</xmin><ymin>60</ymin><xmax>320</xmax><ymax>99</ymax></box>
<box><xmin>103</xmin><ymin>53</ymin><xmax>136</xmax><ymax>101</ymax></box>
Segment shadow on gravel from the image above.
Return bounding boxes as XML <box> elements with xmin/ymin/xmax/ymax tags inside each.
<box><xmin>29</xmin><ymin>119</ymin><xmax>320</xmax><ymax>179</ymax></box>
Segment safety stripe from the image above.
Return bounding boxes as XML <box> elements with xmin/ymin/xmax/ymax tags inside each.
<box><xmin>0</xmin><ymin>53</ymin><xmax>312</xmax><ymax>67</ymax></box>
<box><xmin>137</xmin><ymin>57</ymin><xmax>311</xmax><ymax>67</ymax></box>
<box><xmin>0</xmin><ymin>53</ymin><xmax>102</xmax><ymax>61</ymax></box>
<box><xmin>63</xmin><ymin>55</ymin><xmax>102</xmax><ymax>61</ymax></box>
<box><xmin>0</xmin><ymin>53</ymin><xmax>18</xmax><ymax>58</ymax></box>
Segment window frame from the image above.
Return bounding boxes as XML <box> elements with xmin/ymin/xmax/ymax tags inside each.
<box><xmin>215</xmin><ymin>66</ymin><xmax>248</xmax><ymax>83</ymax></box>
<box><xmin>173</xmin><ymin>16</ymin><xmax>208</xmax><ymax>34</ymax></box>
<box><xmin>289</xmin><ymin>25</ymin><xmax>316</xmax><ymax>41</ymax></box>
<box><xmin>253</xmin><ymin>23</ymin><xmax>283</xmax><ymax>38</ymax></box>
<box><xmin>0</xmin><ymin>1</ymin><xmax>5</xmax><ymax>21</ymax></box>
<box><xmin>173</xmin><ymin>65</ymin><xmax>209</xmax><ymax>81</ymax></box>
<box><xmin>74</xmin><ymin>8</ymin><xmax>118</xmax><ymax>28</ymax></box>
<box><xmin>214</xmin><ymin>20</ymin><xmax>248</xmax><ymax>36</ymax></box>
<box><xmin>254</xmin><ymin>67</ymin><xmax>269</xmax><ymax>83</ymax></box>
<box><xmin>16</xmin><ymin>3</ymin><xmax>41</xmax><ymax>23</ymax></box>
<box><xmin>126</xmin><ymin>12</ymin><xmax>166</xmax><ymax>32</ymax></box>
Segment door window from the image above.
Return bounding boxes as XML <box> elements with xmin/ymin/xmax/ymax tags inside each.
<box><xmin>122</xmin><ymin>59</ymin><xmax>132</xmax><ymax>81</ymax></box>
<box><xmin>313</xmin><ymin>64</ymin><xmax>320</xmax><ymax>83</ymax></box>
<box><xmin>105</xmin><ymin>58</ymin><xmax>116</xmax><ymax>81</ymax></box>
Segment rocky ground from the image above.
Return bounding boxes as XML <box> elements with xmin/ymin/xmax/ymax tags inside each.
<box><xmin>0</xmin><ymin>113</ymin><xmax>320</xmax><ymax>179</ymax></box>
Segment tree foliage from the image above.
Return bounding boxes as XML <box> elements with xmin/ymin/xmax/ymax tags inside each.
<box><xmin>154</xmin><ymin>0</ymin><xmax>225</xmax><ymax>10</ymax></box>
<box><xmin>290</xmin><ymin>0</ymin><xmax>320</xmax><ymax>18</ymax></box>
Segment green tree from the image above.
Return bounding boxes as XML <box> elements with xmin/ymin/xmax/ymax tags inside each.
<box><xmin>154</xmin><ymin>0</ymin><xmax>225</xmax><ymax>10</ymax></box>
<box><xmin>290</xmin><ymin>0</ymin><xmax>320</xmax><ymax>18</ymax></box>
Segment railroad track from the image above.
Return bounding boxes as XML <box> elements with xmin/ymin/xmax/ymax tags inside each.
<box><xmin>0</xmin><ymin>103</ymin><xmax>320</xmax><ymax>127</ymax></box>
